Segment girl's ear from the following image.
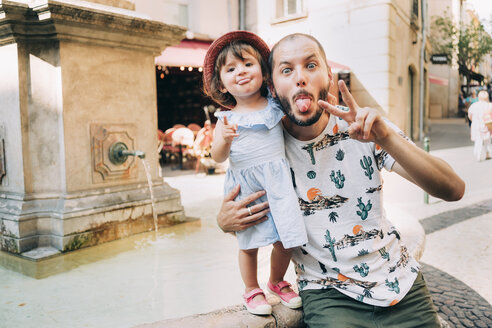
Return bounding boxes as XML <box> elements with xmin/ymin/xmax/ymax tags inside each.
<box><xmin>219</xmin><ymin>82</ymin><xmax>228</xmax><ymax>94</ymax></box>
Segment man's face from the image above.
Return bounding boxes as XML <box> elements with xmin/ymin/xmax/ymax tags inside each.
<box><xmin>270</xmin><ymin>36</ymin><xmax>331</xmax><ymax>126</ymax></box>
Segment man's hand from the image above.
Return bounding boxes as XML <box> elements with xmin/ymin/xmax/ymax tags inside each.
<box><xmin>217</xmin><ymin>185</ymin><xmax>270</xmax><ymax>233</ymax></box>
<box><xmin>319</xmin><ymin>82</ymin><xmax>464</xmax><ymax>201</ymax></box>
<box><xmin>221</xmin><ymin>116</ymin><xmax>239</xmax><ymax>144</ymax></box>
<box><xmin>319</xmin><ymin>80</ymin><xmax>389</xmax><ymax>143</ymax></box>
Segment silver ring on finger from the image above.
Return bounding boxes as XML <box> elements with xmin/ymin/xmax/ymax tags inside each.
<box><xmin>247</xmin><ymin>206</ymin><xmax>252</xmax><ymax>216</ymax></box>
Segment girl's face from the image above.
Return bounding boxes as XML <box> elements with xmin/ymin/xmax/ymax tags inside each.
<box><xmin>219</xmin><ymin>50</ymin><xmax>264</xmax><ymax>101</ymax></box>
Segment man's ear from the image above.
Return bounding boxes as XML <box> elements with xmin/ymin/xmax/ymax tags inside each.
<box><xmin>328</xmin><ymin>66</ymin><xmax>334</xmax><ymax>90</ymax></box>
<box><xmin>268</xmin><ymin>82</ymin><xmax>277</xmax><ymax>98</ymax></box>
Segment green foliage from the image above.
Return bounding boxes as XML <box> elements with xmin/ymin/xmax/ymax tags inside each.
<box><xmin>430</xmin><ymin>11</ymin><xmax>492</xmax><ymax>91</ymax></box>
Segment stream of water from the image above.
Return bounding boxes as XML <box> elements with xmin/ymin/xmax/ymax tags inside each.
<box><xmin>141</xmin><ymin>158</ymin><xmax>158</xmax><ymax>232</ymax></box>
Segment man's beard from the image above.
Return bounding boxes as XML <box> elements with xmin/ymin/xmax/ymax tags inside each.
<box><xmin>278</xmin><ymin>88</ymin><xmax>329</xmax><ymax>127</ymax></box>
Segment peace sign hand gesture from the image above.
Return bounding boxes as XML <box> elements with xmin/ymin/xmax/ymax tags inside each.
<box><xmin>318</xmin><ymin>80</ymin><xmax>389</xmax><ymax>144</ymax></box>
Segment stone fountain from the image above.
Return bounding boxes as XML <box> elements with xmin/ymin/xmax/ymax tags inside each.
<box><xmin>0</xmin><ymin>0</ymin><xmax>189</xmax><ymax>259</ymax></box>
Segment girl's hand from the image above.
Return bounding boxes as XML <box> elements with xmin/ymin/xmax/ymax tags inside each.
<box><xmin>222</xmin><ymin>116</ymin><xmax>239</xmax><ymax>143</ymax></box>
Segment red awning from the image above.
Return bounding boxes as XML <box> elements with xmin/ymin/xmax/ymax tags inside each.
<box><xmin>327</xmin><ymin>59</ymin><xmax>350</xmax><ymax>72</ymax></box>
<box><xmin>429</xmin><ymin>74</ymin><xmax>449</xmax><ymax>86</ymax></box>
<box><xmin>155</xmin><ymin>40</ymin><xmax>211</xmax><ymax>68</ymax></box>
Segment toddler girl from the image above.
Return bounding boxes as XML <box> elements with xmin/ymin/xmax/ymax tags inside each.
<box><xmin>203</xmin><ymin>31</ymin><xmax>307</xmax><ymax>315</ymax></box>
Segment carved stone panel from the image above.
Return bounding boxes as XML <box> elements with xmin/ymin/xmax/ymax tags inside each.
<box><xmin>90</xmin><ymin>123</ymin><xmax>138</xmax><ymax>183</ymax></box>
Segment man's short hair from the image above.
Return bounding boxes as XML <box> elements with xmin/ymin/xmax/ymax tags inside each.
<box><xmin>268</xmin><ymin>33</ymin><xmax>329</xmax><ymax>72</ymax></box>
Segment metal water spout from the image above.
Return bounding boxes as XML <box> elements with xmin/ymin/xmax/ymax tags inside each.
<box><xmin>108</xmin><ymin>141</ymin><xmax>145</xmax><ymax>165</ymax></box>
<box><xmin>121</xmin><ymin>149</ymin><xmax>145</xmax><ymax>159</ymax></box>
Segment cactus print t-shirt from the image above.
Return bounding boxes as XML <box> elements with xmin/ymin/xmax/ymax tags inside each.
<box><xmin>285</xmin><ymin>110</ymin><xmax>420</xmax><ymax>307</ymax></box>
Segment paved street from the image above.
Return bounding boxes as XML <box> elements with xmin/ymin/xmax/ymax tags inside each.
<box><xmin>0</xmin><ymin>118</ymin><xmax>491</xmax><ymax>328</ymax></box>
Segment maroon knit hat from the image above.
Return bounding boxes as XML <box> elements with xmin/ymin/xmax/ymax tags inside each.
<box><xmin>202</xmin><ymin>30</ymin><xmax>271</xmax><ymax>96</ymax></box>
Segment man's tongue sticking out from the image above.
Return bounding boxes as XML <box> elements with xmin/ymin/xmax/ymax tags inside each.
<box><xmin>295</xmin><ymin>96</ymin><xmax>312</xmax><ymax>113</ymax></box>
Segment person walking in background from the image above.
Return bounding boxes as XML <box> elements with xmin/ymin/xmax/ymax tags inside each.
<box><xmin>466</xmin><ymin>89</ymin><xmax>478</xmax><ymax>106</ymax></box>
<box><xmin>465</xmin><ymin>90</ymin><xmax>478</xmax><ymax>127</ymax></box>
<box><xmin>203</xmin><ymin>31</ymin><xmax>306</xmax><ymax>315</ymax></box>
<box><xmin>487</xmin><ymin>83</ymin><xmax>492</xmax><ymax>104</ymax></box>
<box><xmin>468</xmin><ymin>90</ymin><xmax>492</xmax><ymax>161</ymax></box>
<box><xmin>458</xmin><ymin>92</ymin><xmax>467</xmax><ymax>119</ymax></box>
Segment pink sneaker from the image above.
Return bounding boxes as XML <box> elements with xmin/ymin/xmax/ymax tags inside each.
<box><xmin>243</xmin><ymin>288</ymin><xmax>272</xmax><ymax>315</ymax></box>
<box><xmin>267</xmin><ymin>280</ymin><xmax>302</xmax><ymax>309</ymax></box>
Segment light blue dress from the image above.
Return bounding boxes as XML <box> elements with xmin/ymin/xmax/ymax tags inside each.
<box><xmin>215</xmin><ymin>97</ymin><xmax>308</xmax><ymax>250</ymax></box>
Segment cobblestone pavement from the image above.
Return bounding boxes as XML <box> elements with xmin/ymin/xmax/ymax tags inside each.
<box><xmin>423</xmin><ymin>263</ymin><xmax>492</xmax><ymax>328</ymax></box>
<box><xmin>421</xmin><ymin>199</ymin><xmax>492</xmax><ymax>234</ymax></box>
<box><xmin>421</xmin><ymin>199</ymin><xmax>492</xmax><ymax>328</ymax></box>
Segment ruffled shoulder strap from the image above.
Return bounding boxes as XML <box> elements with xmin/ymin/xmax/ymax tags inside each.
<box><xmin>214</xmin><ymin>95</ymin><xmax>284</xmax><ymax>129</ymax></box>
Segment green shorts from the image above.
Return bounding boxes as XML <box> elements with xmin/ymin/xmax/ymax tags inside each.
<box><xmin>300</xmin><ymin>272</ymin><xmax>440</xmax><ymax>328</ymax></box>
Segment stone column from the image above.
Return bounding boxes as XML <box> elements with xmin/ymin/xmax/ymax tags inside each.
<box><xmin>0</xmin><ymin>0</ymin><xmax>188</xmax><ymax>259</ymax></box>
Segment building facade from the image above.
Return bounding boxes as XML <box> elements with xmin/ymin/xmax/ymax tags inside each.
<box><xmin>245</xmin><ymin>0</ymin><xmax>430</xmax><ymax>140</ymax></box>
<box><xmin>129</xmin><ymin>0</ymin><xmax>433</xmax><ymax>139</ymax></box>
<box><xmin>427</xmin><ymin>0</ymin><xmax>461</xmax><ymax>118</ymax></box>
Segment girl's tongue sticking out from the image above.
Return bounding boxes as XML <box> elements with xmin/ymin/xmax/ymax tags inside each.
<box><xmin>295</xmin><ymin>97</ymin><xmax>312</xmax><ymax>112</ymax></box>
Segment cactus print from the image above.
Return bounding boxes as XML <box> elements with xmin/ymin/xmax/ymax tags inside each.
<box><xmin>356</xmin><ymin>197</ymin><xmax>373</xmax><ymax>220</ymax></box>
<box><xmin>336</xmin><ymin>149</ymin><xmax>345</xmax><ymax>161</ymax></box>
<box><xmin>385</xmin><ymin>277</ymin><xmax>400</xmax><ymax>294</ymax></box>
<box><xmin>353</xmin><ymin>263</ymin><xmax>370</xmax><ymax>277</ymax></box>
<box><xmin>307</xmin><ymin>170</ymin><xmax>316</xmax><ymax>179</ymax></box>
<box><xmin>289</xmin><ymin>115</ymin><xmax>420</xmax><ymax>307</ymax></box>
<box><xmin>330</xmin><ymin>170</ymin><xmax>345</xmax><ymax>189</ymax></box>
<box><xmin>301</xmin><ymin>132</ymin><xmax>350</xmax><ymax>164</ymax></box>
<box><xmin>360</xmin><ymin>155</ymin><xmax>375</xmax><ymax>180</ymax></box>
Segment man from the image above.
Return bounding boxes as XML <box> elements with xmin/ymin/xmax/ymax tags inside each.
<box><xmin>217</xmin><ymin>33</ymin><xmax>465</xmax><ymax>327</ymax></box>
